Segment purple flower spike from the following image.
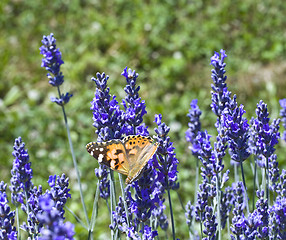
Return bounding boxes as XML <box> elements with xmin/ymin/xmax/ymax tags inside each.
<box><xmin>46</xmin><ymin>174</ymin><xmax>71</xmax><ymax>219</ymax></box>
<box><xmin>210</xmin><ymin>49</ymin><xmax>230</xmax><ymax>118</ymax></box>
<box><xmin>91</xmin><ymin>72</ymin><xmax>123</xmax><ymax>141</ymax></box>
<box><xmin>231</xmin><ymin>182</ymin><xmax>246</xmax><ymax>238</ymax></box>
<box><xmin>186</xmin><ymin>99</ymin><xmax>202</xmax><ymax>157</ymax></box>
<box><xmin>10</xmin><ymin>137</ymin><xmax>33</xmax><ymax>206</ymax></box>
<box><xmin>0</xmin><ymin>183</ymin><xmax>17</xmax><ymax>239</ymax></box>
<box><xmin>37</xmin><ymin>195</ymin><xmax>75</xmax><ymax>240</ymax></box>
<box><xmin>154</xmin><ymin>114</ymin><xmax>179</xmax><ymax>190</ymax></box>
<box><xmin>269</xmin><ymin>196</ymin><xmax>286</xmax><ymax>239</ymax></box>
<box><xmin>90</xmin><ymin>72</ymin><xmax>124</xmax><ymax>199</ymax></box>
<box><xmin>40</xmin><ymin>33</ymin><xmax>64</xmax><ymax>87</ymax></box>
<box><xmin>122</xmin><ymin>67</ymin><xmax>148</xmax><ymax>135</ymax></box>
<box><xmin>222</xmin><ymin>104</ymin><xmax>250</xmax><ymax>162</ymax></box>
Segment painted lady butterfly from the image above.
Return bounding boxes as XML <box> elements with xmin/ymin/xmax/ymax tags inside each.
<box><xmin>86</xmin><ymin>135</ymin><xmax>159</xmax><ymax>184</ymax></box>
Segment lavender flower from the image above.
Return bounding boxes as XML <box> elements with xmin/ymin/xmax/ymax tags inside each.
<box><xmin>152</xmin><ymin>200</ymin><xmax>169</xmax><ymax>231</ymax></box>
<box><xmin>186</xmin><ymin>99</ymin><xmax>202</xmax><ymax>157</ymax></box>
<box><xmin>40</xmin><ymin>33</ymin><xmax>72</xmax><ymax>105</ymax></box>
<box><xmin>195</xmin><ymin>181</ymin><xmax>210</xmax><ymax>223</ymax></box>
<box><xmin>202</xmin><ymin>206</ymin><xmax>217</xmax><ymax>240</ymax></box>
<box><xmin>222</xmin><ymin>104</ymin><xmax>250</xmax><ymax>162</ymax></box>
<box><xmin>94</xmin><ymin>167</ymin><xmax>110</xmax><ymax>199</ymax></box>
<box><xmin>276</xmin><ymin>169</ymin><xmax>286</xmax><ymax>197</ymax></box>
<box><xmin>252</xmin><ymin>100</ymin><xmax>280</xmax><ymax>160</ymax></box>
<box><xmin>121</xmin><ymin>67</ymin><xmax>148</xmax><ymax>135</ymax></box>
<box><xmin>154</xmin><ymin>114</ymin><xmax>179</xmax><ymax>190</ymax></box>
<box><xmin>90</xmin><ymin>72</ymin><xmax>124</xmax><ymax>199</ymax></box>
<box><xmin>21</xmin><ymin>185</ymin><xmax>43</xmax><ymax>237</ymax></box>
<box><xmin>220</xmin><ymin>187</ymin><xmax>234</xmax><ymax>229</ymax></box>
<box><xmin>40</xmin><ymin>33</ymin><xmax>64</xmax><ymax>87</ymax></box>
<box><xmin>127</xmin><ymin>225</ymin><xmax>158</xmax><ymax>240</ymax></box>
<box><xmin>269</xmin><ymin>196</ymin><xmax>286</xmax><ymax>239</ymax></box>
<box><xmin>46</xmin><ymin>174</ymin><xmax>71</xmax><ymax>218</ymax></box>
<box><xmin>10</xmin><ymin>137</ymin><xmax>33</xmax><ymax>206</ymax></box>
<box><xmin>50</xmin><ymin>92</ymin><xmax>73</xmax><ymax>106</ymax></box>
<box><xmin>0</xmin><ymin>182</ymin><xmax>17</xmax><ymax>240</ymax></box>
<box><xmin>210</xmin><ymin>49</ymin><xmax>229</xmax><ymax>118</ymax></box>
<box><xmin>129</xmin><ymin>166</ymin><xmax>158</xmax><ymax>224</ymax></box>
<box><xmin>255</xmin><ymin>190</ymin><xmax>269</xmax><ymax>238</ymax></box>
<box><xmin>279</xmin><ymin>98</ymin><xmax>286</xmax><ymax>142</ymax></box>
<box><xmin>91</xmin><ymin>72</ymin><xmax>123</xmax><ymax>141</ymax></box>
<box><xmin>230</xmin><ymin>182</ymin><xmax>245</xmax><ymax>239</ymax></box>
<box><xmin>110</xmin><ymin>192</ymin><xmax>133</xmax><ymax>233</ymax></box>
<box><xmin>185</xmin><ymin>201</ymin><xmax>195</xmax><ymax>228</ymax></box>
<box><xmin>37</xmin><ymin>195</ymin><xmax>74</xmax><ymax>240</ymax></box>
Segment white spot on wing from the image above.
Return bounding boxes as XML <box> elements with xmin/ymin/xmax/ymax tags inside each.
<box><xmin>98</xmin><ymin>154</ymin><xmax>104</xmax><ymax>162</ymax></box>
<box><xmin>100</xmin><ymin>148</ymin><xmax>104</xmax><ymax>152</ymax></box>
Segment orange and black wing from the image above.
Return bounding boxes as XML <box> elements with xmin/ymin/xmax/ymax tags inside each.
<box><xmin>86</xmin><ymin>139</ymin><xmax>130</xmax><ymax>176</ymax></box>
<box><xmin>123</xmin><ymin>135</ymin><xmax>159</xmax><ymax>184</ymax></box>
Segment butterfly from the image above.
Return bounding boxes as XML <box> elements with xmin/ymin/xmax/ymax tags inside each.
<box><xmin>86</xmin><ymin>135</ymin><xmax>159</xmax><ymax>184</ymax></box>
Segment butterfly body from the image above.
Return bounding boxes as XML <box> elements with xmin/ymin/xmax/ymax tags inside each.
<box><xmin>86</xmin><ymin>135</ymin><xmax>158</xmax><ymax>184</ymax></box>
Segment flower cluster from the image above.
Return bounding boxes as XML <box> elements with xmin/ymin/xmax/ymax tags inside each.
<box><xmin>91</xmin><ymin>72</ymin><xmax>123</xmax><ymax>141</ymax></box>
<box><xmin>210</xmin><ymin>49</ymin><xmax>229</xmax><ymax>118</ymax></box>
<box><xmin>0</xmin><ymin>181</ymin><xmax>17</xmax><ymax>240</ymax></box>
<box><xmin>185</xmin><ymin>99</ymin><xmax>202</xmax><ymax>157</ymax></box>
<box><xmin>90</xmin><ymin>72</ymin><xmax>124</xmax><ymax>199</ymax></box>
<box><xmin>40</xmin><ymin>33</ymin><xmax>72</xmax><ymax>105</ymax></box>
<box><xmin>222</xmin><ymin>104</ymin><xmax>250</xmax><ymax>163</ymax></box>
<box><xmin>251</xmin><ymin>100</ymin><xmax>280</xmax><ymax>159</ymax></box>
<box><xmin>37</xmin><ymin>195</ymin><xmax>74</xmax><ymax>240</ymax></box>
<box><xmin>10</xmin><ymin>137</ymin><xmax>33</xmax><ymax>206</ymax></box>
<box><xmin>46</xmin><ymin>174</ymin><xmax>71</xmax><ymax>219</ymax></box>
<box><xmin>121</xmin><ymin>67</ymin><xmax>148</xmax><ymax>135</ymax></box>
<box><xmin>154</xmin><ymin>114</ymin><xmax>179</xmax><ymax>190</ymax></box>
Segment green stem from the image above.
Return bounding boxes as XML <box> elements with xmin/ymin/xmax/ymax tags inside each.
<box><xmin>191</xmin><ymin>157</ymin><xmax>199</xmax><ymax>227</ymax></box>
<box><xmin>65</xmin><ymin>206</ymin><xmax>88</xmax><ymax>230</ymax></box>
<box><xmin>240</xmin><ymin>162</ymin><xmax>250</xmax><ymax>215</ymax></box>
<box><xmin>176</xmin><ymin>191</ymin><xmax>186</xmax><ymax>211</ymax></box>
<box><xmin>215</xmin><ymin>172</ymin><xmax>221</xmax><ymax>240</ymax></box>
<box><xmin>167</xmin><ymin>189</ymin><xmax>176</xmax><ymax>240</ymax></box>
<box><xmin>118</xmin><ymin>174</ymin><xmax>130</xmax><ymax>228</ymax></box>
<box><xmin>109</xmin><ymin>170</ymin><xmax>117</xmax><ymax>240</ymax></box>
<box><xmin>266</xmin><ymin>156</ymin><xmax>270</xmax><ymax>207</ymax></box>
<box><xmin>57</xmin><ymin>86</ymin><xmax>89</xmax><ymax>226</ymax></box>
<box><xmin>88</xmin><ymin>181</ymin><xmax>100</xmax><ymax>239</ymax></box>
<box><xmin>16</xmin><ymin>207</ymin><xmax>20</xmax><ymax>240</ymax></box>
<box><xmin>252</xmin><ymin>157</ymin><xmax>257</xmax><ymax>211</ymax></box>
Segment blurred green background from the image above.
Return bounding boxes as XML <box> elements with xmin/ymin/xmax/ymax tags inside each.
<box><xmin>1</xmin><ymin>0</ymin><xmax>286</xmax><ymax>239</ymax></box>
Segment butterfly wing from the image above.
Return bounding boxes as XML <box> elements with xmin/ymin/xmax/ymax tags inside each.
<box><xmin>123</xmin><ymin>135</ymin><xmax>159</xmax><ymax>184</ymax></box>
<box><xmin>86</xmin><ymin>139</ymin><xmax>130</xmax><ymax>175</ymax></box>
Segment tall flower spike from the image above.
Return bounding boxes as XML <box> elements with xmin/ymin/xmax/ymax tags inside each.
<box><xmin>122</xmin><ymin>67</ymin><xmax>148</xmax><ymax>135</ymax></box>
<box><xmin>279</xmin><ymin>98</ymin><xmax>286</xmax><ymax>142</ymax></box>
<box><xmin>222</xmin><ymin>104</ymin><xmax>250</xmax><ymax>163</ymax></box>
<box><xmin>269</xmin><ymin>196</ymin><xmax>286</xmax><ymax>239</ymax></box>
<box><xmin>154</xmin><ymin>114</ymin><xmax>179</xmax><ymax>190</ymax></box>
<box><xmin>40</xmin><ymin>33</ymin><xmax>72</xmax><ymax>105</ymax></box>
<box><xmin>210</xmin><ymin>49</ymin><xmax>230</xmax><ymax>118</ymax></box>
<box><xmin>230</xmin><ymin>182</ymin><xmax>246</xmax><ymax>239</ymax></box>
<box><xmin>0</xmin><ymin>182</ymin><xmax>17</xmax><ymax>240</ymax></box>
<box><xmin>46</xmin><ymin>174</ymin><xmax>71</xmax><ymax>219</ymax></box>
<box><xmin>10</xmin><ymin>137</ymin><xmax>33</xmax><ymax>206</ymax></box>
<box><xmin>91</xmin><ymin>72</ymin><xmax>123</xmax><ymax>141</ymax></box>
<box><xmin>90</xmin><ymin>72</ymin><xmax>124</xmax><ymax>199</ymax></box>
<box><xmin>186</xmin><ymin>99</ymin><xmax>202</xmax><ymax>157</ymax></box>
<box><xmin>40</xmin><ymin>33</ymin><xmax>64</xmax><ymax>86</ymax></box>
<box><xmin>37</xmin><ymin>195</ymin><xmax>75</xmax><ymax>240</ymax></box>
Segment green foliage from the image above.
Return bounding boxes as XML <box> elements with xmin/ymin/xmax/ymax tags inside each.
<box><xmin>1</xmin><ymin>0</ymin><xmax>286</xmax><ymax>239</ymax></box>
